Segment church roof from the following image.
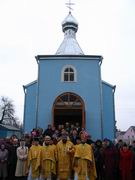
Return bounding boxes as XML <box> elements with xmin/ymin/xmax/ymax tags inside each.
<box><xmin>55</xmin><ymin>12</ymin><xmax>84</xmax><ymax>55</ymax></box>
<box><xmin>36</xmin><ymin>55</ymin><xmax>102</xmax><ymax>61</ymax></box>
<box><xmin>102</xmin><ymin>80</ymin><xmax>116</xmax><ymax>90</ymax></box>
<box><xmin>23</xmin><ymin>80</ymin><xmax>37</xmax><ymax>92</ymax></box>
<box><xmin>129</xmin><ymin>126</ymin><xmax>135</xmax><ymax>133</ymax></box>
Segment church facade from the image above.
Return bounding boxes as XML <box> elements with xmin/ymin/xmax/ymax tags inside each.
<box><xmin>23</xmin><ymin>12</ymin><xmax>116</xmax><ymax>140</ymax></box>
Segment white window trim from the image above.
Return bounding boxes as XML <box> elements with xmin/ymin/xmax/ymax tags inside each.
<box><xmin>61</xmin><ymin>65</ymin><xmax>77</xmax><ymax>82</ymax></box>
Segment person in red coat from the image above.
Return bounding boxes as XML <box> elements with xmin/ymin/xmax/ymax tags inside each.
<box><xmin>119</xmin><ymin>143</ymin><xmax>133</xmax><ymax>180</ymax></box>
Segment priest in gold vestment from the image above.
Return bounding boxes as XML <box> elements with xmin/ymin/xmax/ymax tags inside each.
<box><xmin>56</xmin><ymin>131</ymin><xmax>74</xmax><ymax>180</ymax></box>
<box><xmin>73</xmin><ymin>135</ymin><xmax>97</xmax><ymax>180</ymax></box>
<box><xmin>27</xmin><ymin>137</ymin><xmax>42</xmax><ymax>180</ymax></box>
<box><xmin>40</xmin><ymin>136</ymin><xmax>57</xmax><ymax>180</ymax></box>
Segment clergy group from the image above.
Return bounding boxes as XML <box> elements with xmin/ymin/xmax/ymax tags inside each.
<box><xmin>0</xmin><ymin>126</ymin><xmax>135</xmax><ymax>180</ymax></box>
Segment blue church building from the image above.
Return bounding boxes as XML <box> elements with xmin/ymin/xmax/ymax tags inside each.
<box><xmin>23</xmin><ymin>12</ymin><xmax>116</xmax><ymax>140</ymax></box>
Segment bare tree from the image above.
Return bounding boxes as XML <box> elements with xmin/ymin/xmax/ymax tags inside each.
<box><xmin>0</xmin><ymin>96</ymin><xmax>19</xmax><ymax>126</ymax></box>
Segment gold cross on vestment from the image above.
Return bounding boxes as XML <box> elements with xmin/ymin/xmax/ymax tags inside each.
<box><xmin>66</xmin><ymin>0</ymin><xmax>75</xmax><ymax>13</ymax></box>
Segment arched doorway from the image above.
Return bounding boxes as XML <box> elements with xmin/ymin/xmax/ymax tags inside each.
<box><xmin>52</xmin><ymin>92</ymin><xmax>85</xmax><ymax>128</ymax></box>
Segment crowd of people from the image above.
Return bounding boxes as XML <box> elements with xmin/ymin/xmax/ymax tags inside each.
<box><xmin>0</xmin><ymin>122</ymin><xmax>135</xmax><ymax>180</ymax></box>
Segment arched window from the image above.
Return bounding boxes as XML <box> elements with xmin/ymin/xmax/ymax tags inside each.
<box><xmin>61</xmin><ymin>65</ymin><xmax>77</xmax><ymax>82</ymax></box>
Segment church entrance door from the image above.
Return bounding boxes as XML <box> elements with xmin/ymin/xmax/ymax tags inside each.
<box><xmin>52</xmin><ymin>92</ymin><xmax>85</xmax><ymax>129</ymax></box>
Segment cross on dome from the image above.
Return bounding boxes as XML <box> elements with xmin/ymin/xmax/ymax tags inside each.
<box><xmin>66</xmin><ymin>0</ymin><xmax>75</xmax><ymax>13</ymax></box>
<box><xmin>55</xmin><ymin>0</ymin><xmax>84</xmax><ymax>55</ymax></box>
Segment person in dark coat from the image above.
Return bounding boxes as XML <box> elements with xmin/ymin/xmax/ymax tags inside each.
<box><xmin>75</xmin><ymin>122</ymin><xmax>81</xmax><ymax>134</ymax></box>
<box><xmin>8</xmin><ymin>138</ymin><xmax>18</xmax><ymax>180</ymax></box>
<box><xmin>94</xmin><ymin>140</ymin><xmax>104</xmax><ymax>180</ymax></box>
<box><xmin>116</xmin><ymin>139</ymin><xmax>123</xmax><ymax>151</ymax></box>
<box><xmin>102</xmin><ymin>139</ymin><xmax>119</xmax><ymax>180</ymax></box>
<box><xmin>70</xmin><ymin>129</ymin><xmax>78</xmax><ymax>145</ymax></box>
<box><xmin>43</xmin><ymin>124</ymin><xmax>54</xmax><ymax>137</ymax></box>
<box><xmin>0</xmin><ymin>143</ymin><xmax>8</xmax><ymax>180</ymax></box>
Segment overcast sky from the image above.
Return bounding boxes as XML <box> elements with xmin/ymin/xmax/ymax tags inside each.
<box><xmin>0</xmin><ymin>0</ymin><xmax>135</xmax><ymax>131</ymax></box>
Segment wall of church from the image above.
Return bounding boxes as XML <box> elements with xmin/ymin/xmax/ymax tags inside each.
<box><xmin>37</xmin><ymin>57</ymin><xmax>103</xmax><ymax>140</ymax></box>
<box><xmin>23</xmin><ymin>82</ymin><xmax>37</xmax><ymax>132</ymax></box>
<box><xmin>102</xmin><ymin>82</ymin><xmax>116</xmax><ymax>140</ymax></box>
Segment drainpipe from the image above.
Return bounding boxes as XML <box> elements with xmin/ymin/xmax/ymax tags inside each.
<box><xmin>35</xmin><ymin>56</ymin><xmax>40</xmax><ymax>129</ymax></box>
<box><xmin>22</xmin><ymin>86</ymin><xmax>27</xmax><ymax>133</ymax></box>
<box><xmin>99</xmin><ymin>56</ymin><xmax>104</xmax><ymax>140</ymax></box>
<box><xmin>112</xmin><ymin>85</ymin><xmax>116</xmax><ymax>139</ymax></box>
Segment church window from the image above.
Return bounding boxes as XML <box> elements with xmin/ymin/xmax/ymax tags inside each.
<box><xmin>62</xmin><ymin>65</ymin><xmax>77</xmax><ymax>82</ymax></box>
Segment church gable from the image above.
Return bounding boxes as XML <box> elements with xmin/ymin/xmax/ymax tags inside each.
<box><xmin>36</xmin><ymin>55</ymin><xmax>102</xmax><ymax>98</ymax></box>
